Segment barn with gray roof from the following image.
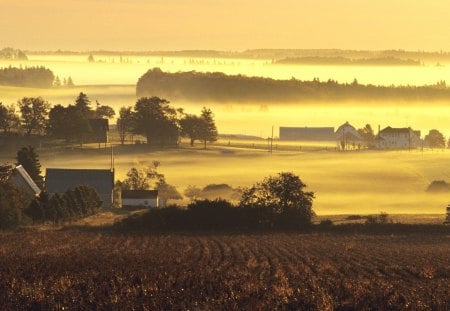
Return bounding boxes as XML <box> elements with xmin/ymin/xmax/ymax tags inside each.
<box><xmin>45</xmin><ymin>168</ymin><xmax>114</xmax><ymax>208</ymax></box>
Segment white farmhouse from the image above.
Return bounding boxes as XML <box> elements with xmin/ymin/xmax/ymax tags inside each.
<box><xmin>375</xmin><ymin>127</ymin><xmax>421</xmax><ymax>149</ymax></box>
<box><xmin>122</xmin><ymin>190</ymin><xmax>159</xmax><ymax>208</ymax></box>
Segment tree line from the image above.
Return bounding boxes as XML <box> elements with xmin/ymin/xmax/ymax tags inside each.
<box><xmin>275</xmin><ymin>56</ymin><xmax>421</xmax><ymax>66</ymax></box>
<box><xmin>0</xmin><ymin>48</ymin><xmax>27</xmax><ymax>60</ymax></box>
<box><xmin>0</xmin><ymin>66</ymin><xmax>55</xmax><ymax>88</ymax></box>
<box><xmin>1</xmin><ymin>93</ymin><xmax>218</xmax><ymax>148</ymax></box>
<box><xmin>117</xmin><ymin>97</ymin><xmax>217</xmax><ymax>147</ymax></box>
<box><xmin>136</xmin><ymin>68</ymin><xmax>450</xmax><ymax>102</ymax></box>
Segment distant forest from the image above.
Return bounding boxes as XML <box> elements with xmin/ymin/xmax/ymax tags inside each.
<box><xmin>0</xmin><ymin>66</ymin><xmax>55</xmax><ymax>88</ymax></box>
<box><xmin>136</xmin><ymin>68</ymin><xmax>450</xmax><ymax>102</ymax></box>
<box><xmin>27</xmin><ymin>49</ymin><xmax>450</xmax><ymax>63</ymax></box>
<box><xmin>274</xmin><ymin>57</ymin><xmax>421</xmax><ymax>66</ymax></box>
<box><xmin>0</xmin><ymin>48</ymin><xmax>27</xmax><ymax>60</ymax></box>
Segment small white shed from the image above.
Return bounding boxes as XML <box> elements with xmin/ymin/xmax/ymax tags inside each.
<box><xmin>121</xmin><ymin>190</ymin><xmax>159</xmax><ymax>208</ymax></box>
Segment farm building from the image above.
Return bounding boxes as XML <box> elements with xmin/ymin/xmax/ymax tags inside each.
<box><xmin>121</xmin><ymin>190</ymin><xmax>159</xmax><ymax>208</ymax></box>
<box><xmin>279</xmin><ymin>126</ymin><xmax>335</xmax><ymax>141</ymax></box>
<box><xmin>10</xmin><ymin>165</ymin><xmax>41</xmax><ymax>198</ymax></box>
<box><xmin>45</xmin><ymin>168</ymin><xmax>114</xmax><ymax>208</ymax></box>
<box><xmin>374</xmin><ymin>127</ymin><xmax>421</xmax><ymax>149</ymax></box>
<box><xmin>335</xmin><ymin>122</ymin><xmax>362</xmax><ymax>149</ymax></box>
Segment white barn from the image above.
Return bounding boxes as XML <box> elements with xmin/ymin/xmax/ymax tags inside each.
<box><xmin>122</xmin><ymin>190</ymin><xmax>159</xmax><ymax>208</ymax></box>
<box><xmin>375</xmin><ymin>127</ymin><xmax>421</xmax><ymax>149</ymax></box>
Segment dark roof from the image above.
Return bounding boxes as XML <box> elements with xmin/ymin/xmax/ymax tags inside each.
<box><xmin>46</xmin><ymin>168</ymin><xmax>114</xmax><ymax>194</ymax></box>
<box><xmin>122</xmin><ymin>190</ymin><xmax>158</xmax><ymax>199</ymax></box>
<box><xmin>380</xmin><ymin>126</ymin><xmax>411</xmax><ymax>134</ymax></box>
<box><xmin>279</xmin><ymin>127</ymin><xmax>335</xmax><ymax>141</ymax></box>
<box><xmin>11</xmin><ymin>165</ymin><xmax>41</xmax><ymax>195</ymax></box>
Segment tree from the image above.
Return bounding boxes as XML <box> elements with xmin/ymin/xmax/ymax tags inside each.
<box><xmin>132</xmin><ymin>97</ymin><xmax>180</xmax><ymax>146</ymax></box>
<box><xmin>424</xmin><ymin>129</ymin><xmax>445</xmax><ymax>148</ymax></box>
<box><xmin>74</xmin><ymin>92</ymin><xmax>94</xmax><ymax>118</ymax></box>
<box><xmin>198</xmin><ymin>107</ymin><xmax>218</xmax><ymax>149</ymax></box>
<box><xmin>96</xmin><ymin>104</ymin><xmax>115</xmax><ymax>119</ymax></box>
<box><xmin>0</xmin><ymin>102</ymin><xmax>20</xmax><ymax>134</ymax></box>
<box><xmin>184</xmin><ymin>185</ymin><xmax>202</xmax><ymax>202</ymax></box>
<box><xmin>119</xmin><ymin>161</ymin><xmax>164</xmax><ymax>191</ymax></box>
<box><xmin>66</xmin><ymin>76</ymin><xmax>74</xmax><ymax>87</ymax></box>
<box><xmin>18</xmin><ymin>97</ymin><xmax>50</xmax><ymax>135</ymax></box>
<box><xmin>16</xmin><ymin>146</ymin><xmax>44</xmax><ymax>189</ymax></box>
<box><xmin>240</xmin><ymin>172</ymin><xmax>315</xmax><ymax>227</ymax></box>
<box><xmin>180</xmin><ymin>114</ymin><xmax>202</xmax><ymax>146</ymax></box>
<box><xmin>54</xmin><ymin>76</ymin><xmax>61</xmax><ymax>87</ymax></box>
<box><xmin>0</xmin><ymin>182</ymin><xmax>27</xmax><ymax>229</ymax></box>
<box><xmin>117</xmin><ymin>106</ymin><xmax>134</xmax><ymax>145</ymax></box>
<box><xmin>156</xmin><ymin>177</ymin><xmax>182</xmax><ymax>206</ymax></box>
<box><xmin>357</xmin><ymin>124</ymin><xmax>375</xmax><ymax>145</ymax></box>
<box><xmin>88</xmin><ymin>54</ymin><xmax>95</xmax><ymax>62</ymax></box>
<box><xmin>47</xmin><ymin>104</ymin><xmax>92</xmax><ymax>144</ymax></box>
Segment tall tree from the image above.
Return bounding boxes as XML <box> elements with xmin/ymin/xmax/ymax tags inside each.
<box><xmin>47</xmin><ymin>104</ymin><xmax>92</xmax><ymax>144</ymax></box>
<box><xmin>16</xmin><ymin>146</ymin><xmax>44</xmax><ymax>189</ymax></box>
<box><xmin>424</xmin><ymin>129</ymin><xmax>446</xmax><ymax>148</ymax></box>
<box><xmin>180</xmin><ymin>114</ymin><xmax>202</xmax><ymax>146</ymax></box>
<box><xmin>357</xmin><ymin>124</ymin><xmax>375</xmax><ymax>145</ymax></box>
<box><xmin>18</xmin><ymin>97</ymin><xmax>50</xmax><ymax>135</ymax></box>
<box><xmin>132</xmin><ymin>97</ymin><xmax>180</xmax><ymax>146</ymax></box>
<box><xmin>117</xmin><ymin>106</ymin><xmax>134</xmax><ymax>145</ymax></box>
<box><xmin>240</xmin><ymin>172</ymin><xmax>315</xmax><ymax>226</ymax></box>
<box><xmin>199</xmin><ymin>107</ymin><xmax>218</xmax><ymax>149</ymax></box>
<box><xmin>74</xmin><ymin>92</ymin><xmax>93</xmax><ymax>118</ymax></box>
<box><xmin>66</xmin><ymin>76</ymin><xmax>74</xmax><ymax>87</ymax></box>
<box><xmin>96</xmin><ymin>104</ymin><xmax>116</xmax><ymax>119</ymax></box>
<box><xmin>0</xmin><ymin>102</ymin><xmax>20</xmax><ymax>133</ymax></box>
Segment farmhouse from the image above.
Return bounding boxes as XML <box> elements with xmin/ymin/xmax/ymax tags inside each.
<box><xmin>10</xmin><ymin>165</ymin><xmax>41</xmax><ymax>197</ymax></box>
<box><xmin>279</xmin><ymin>126</ymin><xmax>335</xmax><ymax>141</ymax></box>
<box><xmin>121</xmin><ymin>190</ymin><xmax>159</xmax><ymax>208</ymax></box>
<box><xmin>375</xmin><ymin>126</ymin><xmax>421</xmax><ymax>149</ymax></box>
<box><xmin>45</xmin><ymin>168</ymin><xmax>114</xmax><ymax>208</ymax></box>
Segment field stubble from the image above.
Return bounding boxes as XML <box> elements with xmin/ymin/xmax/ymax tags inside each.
<box><xmin>0</xmin><ymin>231</ymin><xmax>448</xmax><ymax>310</ymax></box>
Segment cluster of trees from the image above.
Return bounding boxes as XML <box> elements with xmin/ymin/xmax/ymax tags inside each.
<box><xmin>117</xmin><ymin>97</ymin><xmax>217</xmax><ymax>147</ymax></box>
<box><xmin>1</xmin><ymin>93</ymin><xmax>218</xmax><ymax>148</ymax></box>
<box><xmin>0</xmin><ymin>66</ymin><xmax>55</xmax><ymax>88</ymax></box>
<box><xmin>275</xmin><ymin>57</ymin><xmax>421</xmax><ymax>66</ymax></box>
<box><xmin>136</xmin><ymin>68</ymin><xmax>450</xmax><ymax>102</ymax></box>
<box><xmin>25</xmin><ymin>187</ymin><xmax>102</xmax><ymax>225</ymax></box>
<box><xmin>116</xmin><ymin>162</ymin><xmax>182</xmax><ymax>206</ymax></box>
<box><xmin>0</xmin><ymin>48</ymin><xmax>27</xmax><ymax>60</ymax></box>
<box><xmin>48</xmin><ymin>92</ymin><xmax>114</xmax><ymax>144</ymax></box>
<box><xmin>0</xmin><ymin>93</ymin><xmax>115</xmax><ymax>143</ymax></box>
<box><xmin>117</xmin><ymin>172</ymin><xmax>315</xmax><ymax>231</ymax></box>
<box><xmin>53</xmin><ymin>76</ymin><xmax>74</xmax><ymax>87</ymax></box>
<box><xmin>0</xmin><ymin>146</ymin><xmax>102</xmax><ymax>229</ymax></box>
<box><xmin>184</xmin><ymin>184</ymin><xmax>242</xmax><ymax>202</ymax></box>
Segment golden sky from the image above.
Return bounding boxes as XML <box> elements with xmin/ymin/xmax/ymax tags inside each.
<box><xmin>1</xmin><ymin>0</ymin><xmax>449</xmax><ymax>51</ymax></box>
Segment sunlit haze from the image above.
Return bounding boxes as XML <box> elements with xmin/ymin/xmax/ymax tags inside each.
<box><xmin>1</xmin><ymin>0</ymin><xmax>450</xmax><ymax>51</ymax></box>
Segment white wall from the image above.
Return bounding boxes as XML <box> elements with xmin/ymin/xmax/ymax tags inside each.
<box><xmin>122</xmin><ymin>198</ymin><xmax>158</xmax><ymax>208</ymax></box>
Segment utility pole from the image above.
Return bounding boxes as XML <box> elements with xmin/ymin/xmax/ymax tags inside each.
<box><xmin>270</xmin><ymin>126</ymin><xmax>274</xmax><ymax>153</ymax></box>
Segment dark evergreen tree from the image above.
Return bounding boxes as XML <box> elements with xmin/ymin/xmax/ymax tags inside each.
<box><xmin>199</xmin><ymin>107</ymin><xmax>218</xmax><ymax>149</ymax></box>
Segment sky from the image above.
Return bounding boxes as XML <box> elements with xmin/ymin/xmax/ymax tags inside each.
<box><xmin>1</xmin><ymin>0</ymin><xmax>449</xmax><ymax>51</ymax></box>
